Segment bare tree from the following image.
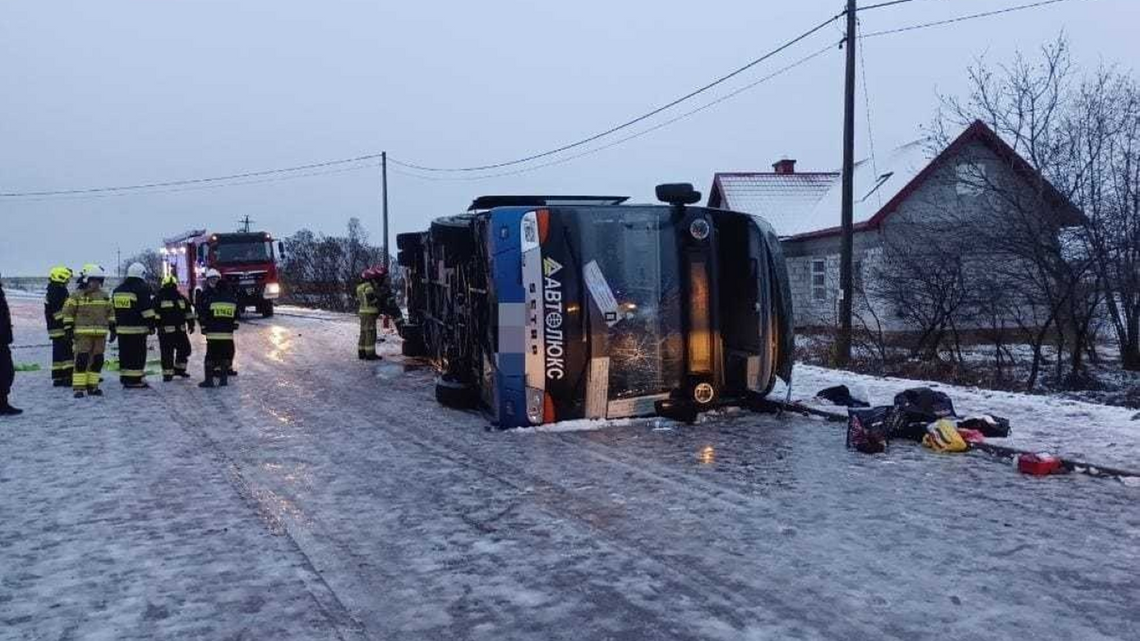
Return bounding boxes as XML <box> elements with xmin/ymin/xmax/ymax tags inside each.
<box><xmin>122</xmin><ymin>249</ymin><xmax>164</xmax><ymax>286</ymax></box>
<box><xmin>278</xmin><ymin>219</ymin><xmax>386</xmax><ymax>312</ymax></box>
<box><xmin>934</xmin><ymin>35</ymin><xmax>1093</xmax><ymax>390</ymax></box>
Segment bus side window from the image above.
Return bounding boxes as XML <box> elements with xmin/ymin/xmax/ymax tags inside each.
<box><xmin>197</xmin><ymin>243</ymin><xmax>208</xmax><ymax>266</ymax></box>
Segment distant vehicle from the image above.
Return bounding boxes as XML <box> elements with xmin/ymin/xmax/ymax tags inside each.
<box><xmin>397</xmin><ymin>183</ymin><xmax>794</xmax><ymax>428</ymax></box>
<box><xmin>162</xmin><ymin>229</ymin><xmax>284</xmax><ymax>317</ymax></box>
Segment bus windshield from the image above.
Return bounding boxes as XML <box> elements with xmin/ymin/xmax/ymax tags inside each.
<box><xmin>571</xmin><ymin>208</ymin><xmax>685</xmax><ymax>399</ymax></box>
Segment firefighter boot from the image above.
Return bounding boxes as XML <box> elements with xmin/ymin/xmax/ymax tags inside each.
<box><xmin>198</xmin><ymin>375</ymin><xmax>215</xmax><ymax>388</ymax></box>
<box><xmin>218</xmin><ymin>369</ymin><xmax>229</xmax><ymax>387</ymax></box>
<box><xmin>0</xmin><ymin>395</ymin><xmax>23</xmax><ymax>416</ymax></box>
<box><xmin>163</xmin><ymin>375</ymin><xmax>174</xmax><ymax>382</ymax></box>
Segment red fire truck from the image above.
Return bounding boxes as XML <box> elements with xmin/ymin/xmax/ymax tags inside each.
<box><xmin>162</xmin><ymin>229</ymin><xmax>284</xmax><ymax>317</ymax></box>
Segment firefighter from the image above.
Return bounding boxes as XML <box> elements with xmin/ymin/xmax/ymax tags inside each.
<box><xmin>356</xmin><ymin>265</ymin><xmax>404</xmax><ymax>361</ymax></box>
<box><xmin>45</xmin><ymin>265</ymin><xmax>74</xmax><ymax>388</ymax></box>
<box><xmin>113</xmin><ymin>262</ymin><xmax>158</xmax><ymax>389</ymax></box>
<box><xmin>0</xmin><ymin>271</ymin><xmax>21</xmax><ymax>415</ymax></box>
<box><xmin>356</xmin><ymin>267</ymin><xmax>381</xmax><ymax>360</ymax></box>
<box><xmin>197</xmin><ymin>269</ymin><xmax>238</xmax><ymax>388</ymax></box>
<box><xmin>63</xmin><ymin>264</ymin><xmax>115</xmax><ymax>398</ymax></box>
<box><xmin>154</xmin><ymin>275</ymin><xmax>196</xmax><ymax>381</ymax></box>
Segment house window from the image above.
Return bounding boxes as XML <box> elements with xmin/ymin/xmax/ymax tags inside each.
<box><xmin>812</xmin><ymin>259</ymin><xmax>827</xmax><ymax>301</ymax></box>
<box><xmin>956</xmin><ymin>161</ymin><xmax>987</xmax><ymax>197</ymax></box>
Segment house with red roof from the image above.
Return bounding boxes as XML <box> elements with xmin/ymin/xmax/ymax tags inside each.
<box><xmin>707</xmin><ymin>120</ymin><xmax>1082</xmax><ymax>329</ymax></box>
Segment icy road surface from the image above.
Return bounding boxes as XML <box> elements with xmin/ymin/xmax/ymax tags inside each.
<box><xmin>2</xmin><ymin>300</ymin><xmax>1138</xmax><ymax>640</ymax></box>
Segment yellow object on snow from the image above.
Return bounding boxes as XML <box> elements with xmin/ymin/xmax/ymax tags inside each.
<box><xmin>922</xmin><ymin>418</ymin><xmax>969</xmax><ymax>453</ymax></box>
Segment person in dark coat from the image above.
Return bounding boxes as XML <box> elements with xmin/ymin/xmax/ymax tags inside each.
<box><xmin>153</xmin><ymin>275</ymin><xmax>196</xmax><ymax>381</ymax></box>
<box><xmin>0</xmin><ymin>273</ymin><xmax>22</xmax><ymax>415</ymax></box>
<box><xmin>112</xmin><ymin>262</ymin><xmax>158</xmax><ymax>388</ymax></box>
<box><xmin>196</xmin><ymin>269</ymin><xmax>239</xmax><ymax>388</ymax></box>
<box><xmin>44</xmin><ymin>266</ymin><xmax>74</xmax><ymax>388</ymax></box>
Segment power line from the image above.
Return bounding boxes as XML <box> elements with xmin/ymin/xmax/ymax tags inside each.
<box><xmin>387</xmin><ymin>43</ymin><xmax>838</xmax><ymax>183</ymax></box>
<box><xmin>0</xmin><ymin>153</ymin><xmax>383</xmax><ymax>198</ymax></box>
<box><xmin>1</xmin><ymin>9</ymin><xmax>843</xmax><ymax>197</ymax></box>
<box><xmin>856</xmin><ymin>0</ymin><xmax>923</xmax><ymax>12</ymax></box>
<box><xmin>387</xmin><ymin>12</ymin><xmax>844</xmax><ymax>173</ymax></box>
<box><xmin>2</xmin><ymin>161</ymin><xmax>380</xmax><ymax>202</ymax></box>
<box><xmin>0</xmin><ymin>0</ymin><xmax>1098</xmax><ymax>199</ymax></box>
<box><xmin>862</xmin><ymin>0</ymin><xmax>1093</xmax><ymax>38</ymax></box>
<box><xmin>857</xmin><ymin>18</ymin><xmax>882</xmax><ymax>208</ymax></box>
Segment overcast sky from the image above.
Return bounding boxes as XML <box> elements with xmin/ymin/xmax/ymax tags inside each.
<box><xmin>1</xmin><ymin>0</ymin><xmax>1135</xmax><ymax>276</ymax></box>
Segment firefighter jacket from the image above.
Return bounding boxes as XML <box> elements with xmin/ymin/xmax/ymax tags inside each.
<box><xmin>0</xmin><ymin>282</ymin><xmax>11</xmax><ymax>346</ymax></box>
<box><xmin>198</xmin><ymin>285</ymin><xmax>239</xmax><ymax>340</ymax></box>
<box><xmin>356</xmin><ymin>280</ymin><xmax>402</xmax><ymax>319</ymax></box>
<box><xmin>112</xmin><ymin>278</ymin><xmax>158</xmax><ymax>335</ymax></box>
<box><xmin>45</xmin><ymin>282</ymin><xmax>70</xmax><ymax>339</ymax></box>
<box><xmin>154</xmin><ymin>286</ymin><xmax>197</xmax><ymax>334</ymax></box>
<box><xmin>62</xmin><ymin>289</ymin><xmax>115</xmax><ymax>337</ymax></box>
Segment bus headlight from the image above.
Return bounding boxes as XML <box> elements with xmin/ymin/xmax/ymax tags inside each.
<box><xmin>689</xmin><ymin>217</ymin><xmax>711</xmax><ymax>241</ymax></box>
<box><xmin>266</xmin><ymin>283</ymin><xmax>281</xmax><ymax>297</ymax></box>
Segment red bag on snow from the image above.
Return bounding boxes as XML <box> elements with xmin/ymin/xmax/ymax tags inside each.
<box><xmin>1018</xmin><ymin>453</ymin><xmax>1064</xmax><ymax>476</ymax></box>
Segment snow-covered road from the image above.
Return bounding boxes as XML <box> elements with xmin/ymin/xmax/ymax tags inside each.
<box><xmin>2</xmin><ymin>300</ymin><xmax>1138</xmax><ymax>640</ymax></box>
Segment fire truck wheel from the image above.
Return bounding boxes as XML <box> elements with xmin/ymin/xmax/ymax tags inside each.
<box><xmin>435</xmin><ymin>377</ymin><xmax>478</xmax><ymax>410</ymax></box>
<box><xmin>259</xmin><ymin>301</ymin><xmax>274</xmax><ymax>318</ymax></box>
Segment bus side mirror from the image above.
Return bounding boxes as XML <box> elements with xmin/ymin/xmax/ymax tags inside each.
<box><xmin>656</xmin><ymin>183</ymin><xmax>702</xmax><ymax>207</ymax></box>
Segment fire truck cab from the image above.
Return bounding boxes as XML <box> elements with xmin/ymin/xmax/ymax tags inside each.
<box><xmin>162</xmin><ymin>229</ymin><xmax>284</xmax><ymax>317</ymax></box>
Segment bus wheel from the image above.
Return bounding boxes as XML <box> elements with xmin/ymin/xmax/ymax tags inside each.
<box><xmin>259</xmin><ymin>301</ymin><xmax>274</xmax><ymax>318</ymax></box>
<box><xmin>435</xmin><ymin>377</ymin><xmax>478</xmax><ymax>410</ymax></box>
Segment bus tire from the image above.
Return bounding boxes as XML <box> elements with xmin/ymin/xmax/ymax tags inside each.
<box><xmin>435</xmin><ymin>377</ymin><xmax>478</xmax><ymax>410</ymax></box>
<box><xmin>259</xmin><ymin>301</ymin><xmax>274</xmax><ymax>318</ymax></box>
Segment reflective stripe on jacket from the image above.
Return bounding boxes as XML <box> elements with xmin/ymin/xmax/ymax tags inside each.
<box><xmin>45</xmin><ymin>282</ymin><xmax>70</xmax><ymax>337</ymax></box>
<box><xmin>154</xmin><ymin>286</ymin><xmax>196</xmax><ymax>333</ymax></box>
<box><xmin>198</xmin><ymin>286</ymin><xmax>239</xmax><ymax>339</ymax></box>
<box><xmin>356</xmin><ymin>282</ymin><xmax>379</xmax><ymax>315</ymax></box>
<box><xmin>113</xmin><ymin>277</ymin><xmax>157</xmax><ymax>333</ymax></box>
<box><xmin>62</xmin><ymin>290</ymin><xmax>115</xmax><ymax>336</ymax></box>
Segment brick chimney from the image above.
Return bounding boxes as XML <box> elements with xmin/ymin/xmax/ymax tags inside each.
<box><xmin>772</xmin><ymin>158</ymin><xmax>796</xmax><ymax>175</ymax></box>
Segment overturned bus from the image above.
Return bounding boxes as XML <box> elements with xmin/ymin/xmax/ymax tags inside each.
<box><xmin>397</xmin><ymin>183</ymin><xmax>793</xmax><ymax>428</ymax></box>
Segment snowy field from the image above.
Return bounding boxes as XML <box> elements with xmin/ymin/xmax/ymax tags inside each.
<box><xmin>2</xmin><ymin>299</ymin><xmax>1138</xmax><ymax>640</ymax></box>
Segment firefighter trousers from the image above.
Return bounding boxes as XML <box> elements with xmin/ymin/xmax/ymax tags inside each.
<box><xmin>204</xmin><ymin>339</ymin><xmax>235</xmax><ymax>378</ymax></box>
<box><xmin>51</xmin><ymin>336</ymin><xmax>74</xmax><ymax>384</ymax></box>
<box><xmin>359</xmin><ymin>313</ymin><xmax>378</xmax><ymax>356</ymax></box>
<box><xmin>72</xmin><ymin>334</ymin><xmax>106</xmax><ymax>391</ymax></box>
<box><xmin>118</xmin><ymin>333</ymin><xmax>149</xmax><ymax>384</ymax></box>
<box><xmin>0</xmin><ymin>346</ymin><xmax>13</xmax><ymax>398</ymax></box>
<box><xmin>158</xmin><ymin>331</ymin><xmax>192</xmax><ymax>377</ymax></box>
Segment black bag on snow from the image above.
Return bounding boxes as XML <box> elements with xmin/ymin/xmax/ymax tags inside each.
<box><xmin>847</xmin><ymin>407</ymin><xmax>892</xmax><ymax>454</ymax></box>
<box><xmin>817</xmin><ymin>385</ymin><xmax>870</xmax><ymax>408</ymax></box>
<box><xmin>957</xmin><ymin>415</ymin><xmax>1011</xmax><ymax>438</ymax></box>
<box><xmin>886</xmin><ymin>388</ymin><xmax>957</xmax><ymax>441</ymax></box>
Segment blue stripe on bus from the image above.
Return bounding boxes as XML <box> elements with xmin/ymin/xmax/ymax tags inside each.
<box><xmin>489</xmin><ymin>207</ymin><xmax>530</xmax><ymax>427</ymax></box>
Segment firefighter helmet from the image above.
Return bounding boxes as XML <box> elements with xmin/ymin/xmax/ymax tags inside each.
<box><xmin>81</xmin><ymin>264</ymin><xmax>107</xmax><ymax>279</ymax></box>
<box><xmin>126</xmin><ymin>262</ymin><xmax>147</xmax><ymax>279</ymax></box>
<box><xmin>48</xmin><ymin>266</ymin><xmax>72</xmax><ymax>284</ymax></box>
<box><xmin>161</xmin><ymin>274</ymin><xmax>178</xmax><ymax>288</ymax></box>
<box><xmin>205</xmin><ymin>268</ymin><xmax>222</xmax><ymax>280</ymax></box>
<box><xmin>365</xmin><ymin>264</ymin><xmax>388</xmax><ymax>281</ymax></box>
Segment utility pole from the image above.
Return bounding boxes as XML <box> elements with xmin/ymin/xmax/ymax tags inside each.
<box><xmin>381</xmin><ymin>151</ymin><xmax>389</xmax><ymax>265</ymax></box>
<box><xmin>837</xmin><ymin>0</ymin><xmax>857</xmax><ymax>367</ymax></box>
